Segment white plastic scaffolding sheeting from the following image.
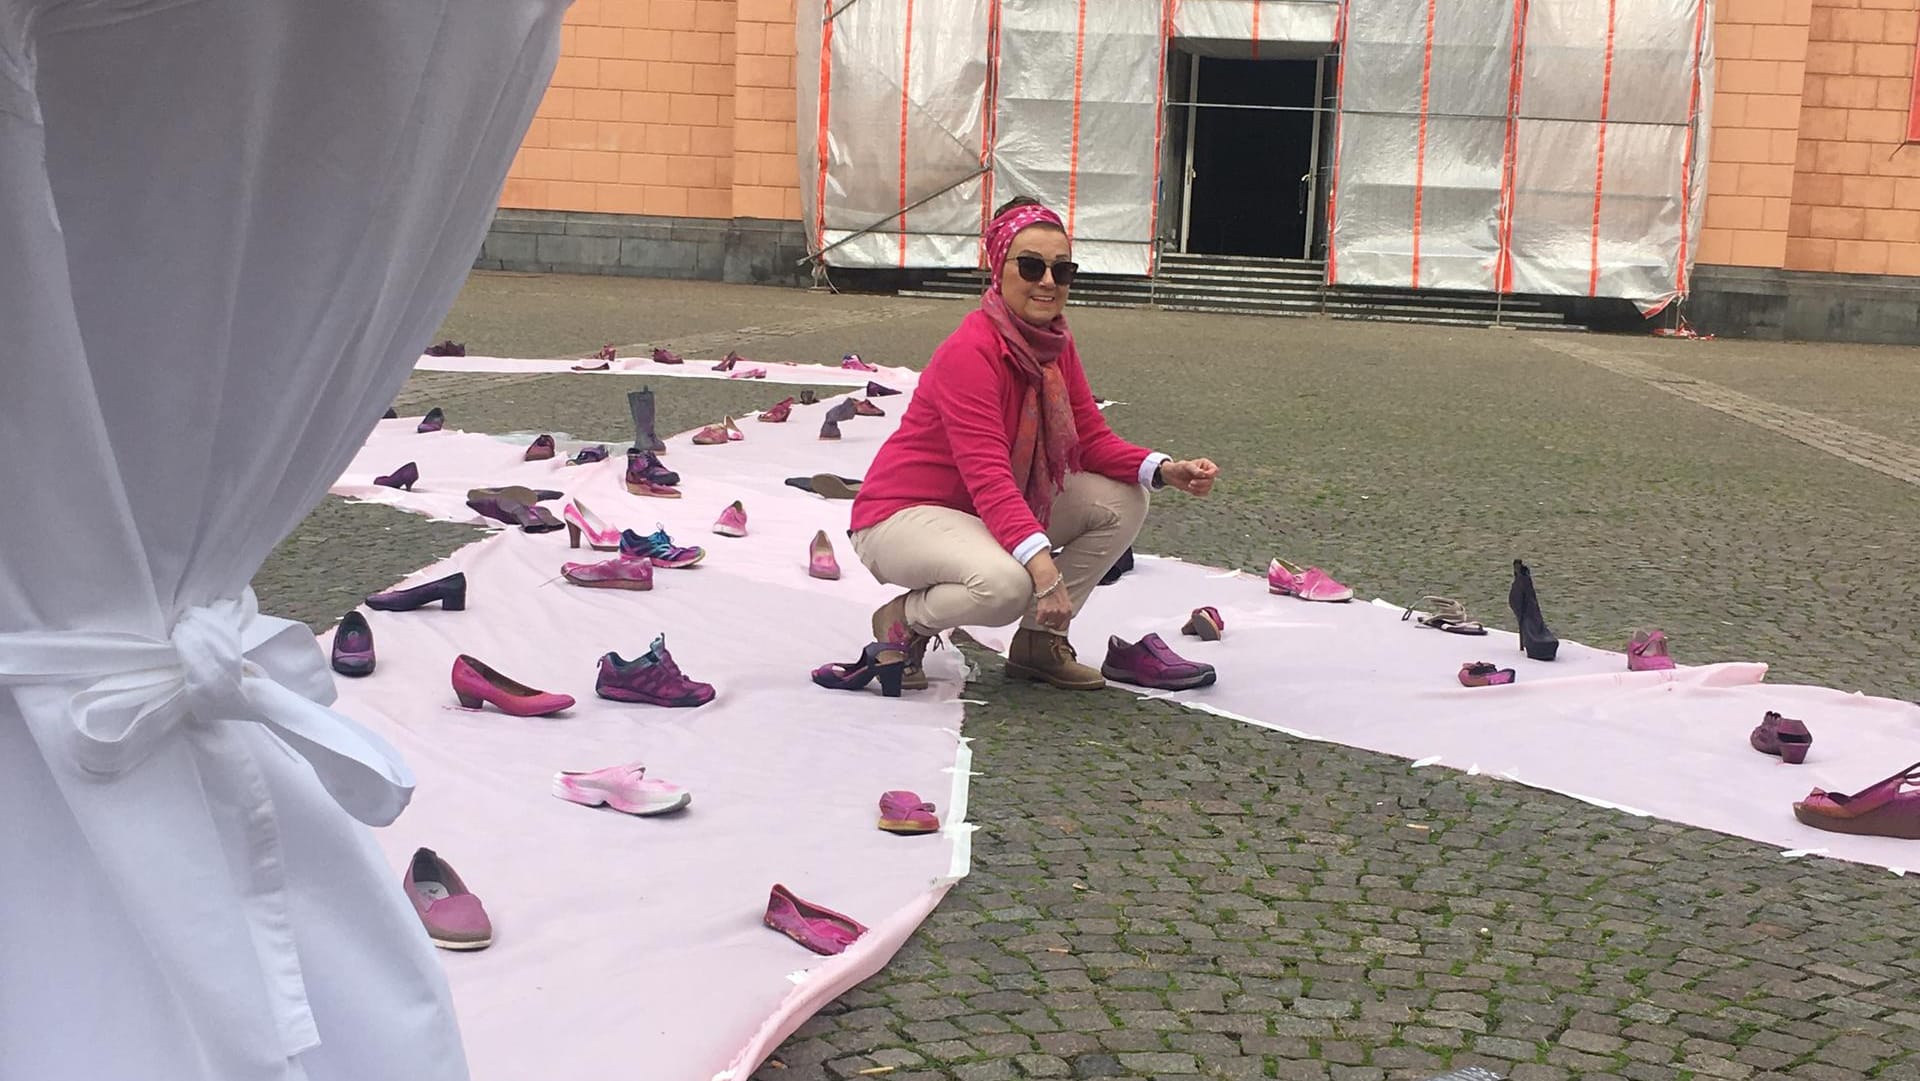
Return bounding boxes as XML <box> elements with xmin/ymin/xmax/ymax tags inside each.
<box><xmin>798</xmin><ymin>0</ymin><xmax>1167</xmax><ymax>276</ymax></box>
<box><xmin>1172</xmin><ymin>1</ymin><xmax>1340</xmax><ymax>59</ymax></box>
<box><xmin>797</xmin><ymin>0</ymin><xmax>992</xmax><ymax>270</ymax></box>
<box><xmin>1329</xmin><ymin>0</ymin><xmax>1713</xmax><ymax>309</ymax></box>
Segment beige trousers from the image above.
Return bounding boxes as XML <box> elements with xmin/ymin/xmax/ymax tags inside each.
<box><xmin>851</xmin><ymin>471</ymin><xmax>1149</xmax><ymax>635</ymax></box>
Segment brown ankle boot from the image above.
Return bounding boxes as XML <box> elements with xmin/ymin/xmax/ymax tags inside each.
<box><xmin>1005</xmin><ymin>628</ymin><xmax>1105</xmax><ymax>690</ymax></box>
<box><xmin>871</xmin><ymin>594</ymin><xmax>932</xmax><ymax>690</ymax></box>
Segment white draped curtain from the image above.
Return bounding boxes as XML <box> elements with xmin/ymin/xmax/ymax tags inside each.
<box><xmin>0</xmin><ymin>2</ymin><xmax>567</xmax><ymax>1078</ymax></box>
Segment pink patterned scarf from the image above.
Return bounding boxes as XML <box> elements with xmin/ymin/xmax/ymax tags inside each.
<box><xmin>981</xmin><ymin>203</ymin><xmax>1078</xmax><ymax>527</ymax></box>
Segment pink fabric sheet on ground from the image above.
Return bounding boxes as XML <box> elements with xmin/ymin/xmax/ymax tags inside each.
<box><xmin>1026</xmin><ymin>554</ymin><xmax>1920</xmax><ymax>873</ymax></box>
<box><xmin>326</xmin><ymin>382</ymin><xmax>974</xmax><ymax>1080</ymax></box>
<box><xmin>414</xmin><ymin>352</ymin><xmax>916</xmax><ymax>387</ymax></box>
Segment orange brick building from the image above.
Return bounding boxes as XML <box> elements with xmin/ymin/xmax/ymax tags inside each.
<box><xmin>478</xmin><ymin>0</ymin><xmax>1920</xmax><ymax>341</ymax></box>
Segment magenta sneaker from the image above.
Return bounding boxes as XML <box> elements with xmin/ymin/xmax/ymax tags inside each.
<box><xmin>404</xmin><ymin>847</ymin><xmax>492</xmax><ymax>951</ymax></box>
<box><xmin>1100</xmin><ymin>633</ymin><xmax>1217</xmax><ymax>690</ymax></box>
<box><xmin>713</xmin><ymin>500</ymin><xmax>749</xmax><ymax>537</ymax></box>
<box><xmin>841</xmin><ymin>353</ymin><xmax>878</xmax><ymax>371</ymax></box>
<box><xmin>878</xmin><ymin>790</ymin><xmax>940</xmax><ymax>834</ymax></box>
<box><xmin>1268</xmin><ymin>558</ymin><xmax>1353</xmax><ymax>602</ymax></box>
<box><xmin>562</xmin><ymin>555</ymin><xmax>654</xmax><ymax>591</ymax></box>
<box><xmin>764</xmin><ymin>884</ymin><xmax>867</xmax><ymax>955</ymax></box>
<box><xmin>553</xmin><ymin>763</ymin><xmax>691</xmax><ymax>816</ymax></box>
<box><xmin>595</xmin><ymin>635</ymin><xmax>715</xmax><ymax>707</ymax></box>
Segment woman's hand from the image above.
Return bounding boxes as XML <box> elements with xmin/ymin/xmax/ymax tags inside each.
<box><xmin>1026</xmin><ymin>550</ymin><xmax>1073</xmax><ymax>631</ymax></box>
<box><xmin>1160</xmin><ymin>458</ymin><xmax>1219</xmax><ymax>496</ymax></box>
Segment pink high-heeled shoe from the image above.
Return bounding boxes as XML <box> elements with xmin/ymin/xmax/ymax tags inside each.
<box><xmin>1627</xmin><ymin>629</ymin><xmax>1674</xmax><ymax>671</ymax></box>
<box><xmin>563</xmin><ymin>499</ymin><xmax>621</xmax><ymax>551</ymax></box>
<box><xmin>764</xmin><ymin>884</ymin><xmax>867</xmax><ymax>954</ymax></box>
<box><xmin>809</xmin><ymin>530</ymin><xmax>841</xmax><ymax>580</ymax></box>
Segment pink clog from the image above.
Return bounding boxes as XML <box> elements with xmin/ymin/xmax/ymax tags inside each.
<box><xmin>1268</xmin><ymin>558</ymin><xmax>1353</xmax><ymax>602</ymax></box>
<box><xmin>764</xmin><ymin>884</ymin><xmax>867</xmax><ymax>955</ymax></box>
<box><xmin>878</xmin><ymin>791</ymin><xmax>940</xmax><ymax>834</ymax></box>
<box><xmin>713</xmin><ymin>500</ymin><xmax>749</xmax><ymax>537</ymax></box>
<box><xmin>552</xmin><ymin>763</ymin><xmax>691</xmax><ymax>816</ymax></box>
<box><xmin>404</xmin><ymin>848</ymin><xmax>493</xmax><ymax>951</ymax></box>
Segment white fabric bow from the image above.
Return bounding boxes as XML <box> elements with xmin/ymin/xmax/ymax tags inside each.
<box><xmin>0</xmin><ymin>590</ymin><xmax>411</xmax><ymax>825</ymax></box>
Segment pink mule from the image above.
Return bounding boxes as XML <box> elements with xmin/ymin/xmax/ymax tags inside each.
<box><xmin>764</xmin><ymin>884</ymin><xmax>867</xmax><ymax>955</ymax></box>
<box><xmin>1268</xmin><ymin>558</ymin><xmax>1353</xmax><ymax>602</ymax></box>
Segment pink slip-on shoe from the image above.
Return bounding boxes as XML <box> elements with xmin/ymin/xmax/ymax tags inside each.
<box><xmin>553</xmin><ymin>763</ymin><xmax>691</xmax><ymax>816</ymax></box>
<box><xmin>764</xmin><ymin>884</ymin><xmax>867</xmax><ymax>955</ymax></box>
<box><xmin>713</xmin><ymin>500</ymin><xmax>749</xmax><ymax>537</ymax></box>
<box><xmin>451</xmin><ymin>655</ymin><xmax>575</xmax><ymax>716</ymax></box>
<box><xmin>1458</xmin><ymin>661</ymin><xmax>1516</xmax><ymax>687</ymax></box>
<box><xmin>841</xmin><ymin>352</ymin><xmax>878</xmax><ymax>371</ymax></box>
<box><xmin>878</xmin><ymin>790</ymin><xmax>940</xmax><ymax>834</ymax></box>
<box><xmin>1101</xmin><ymin>633</ymin><xmax>1217</xmax><ymax>690</ymax></box>
<box><xmin>692</xmin><ymin>421</ymin><xmax>729</xmax><ymax>445</ymax></box>
<box><xmin>1268</xmin><ymin>558</ymin><xmax>1353</xmax><ymax>602</ymax></box>
<box><xmin>564</xmin><ymin>498</ymin><xmax>622</xmax><ymax>551</ymax></box>
<box><xmin>1627</xmin><ymin>629</ymin><xmax>1675</xmax><ymax>671</ymax></box>
<box><xmin>713</xmin><ymin>350</ymin><xmax>741</xmax><ymax>372</ymax></box>
<box><xmin>562</xmin><ymin>555</ymin><xmax>654</xmax><ymax>591</ymax></box>
<box><xmin>809</xmin><ymin>530</ymin><xmax>841</xmax><ymax>579</ymax></box>
<box><xmin>405</xmin><ymin>847</ymin><xmax>492</xmax><ymax>950</ymax></box>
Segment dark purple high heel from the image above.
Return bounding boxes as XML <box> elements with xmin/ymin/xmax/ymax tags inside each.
<box><xmin>424</xmin><ymin>340</ymin><xmax>465</xmax><ymax>357</ymax></box>
<box><xmin>331</xmin><ymin>611</ymin><xmax>376</xmax><ymax>676</ymax></box>
<box><xmin>366</xmin><ymin>572</ymin><xmax>466</xmax><ymax>612</ymax></box>
<box><xmin>811</xmin><ymin>642</ymin><xmax>907</xmax><ymax>697</ymax></box>
<box><xmin>417</xmin><ymin>407</ymin><xmax>446</xmax><ymax>433</ymax></box>
<box><xmin>375</xmin><ymin>462</ymin><xmax>419</xmax><ymax>490</ymax></box>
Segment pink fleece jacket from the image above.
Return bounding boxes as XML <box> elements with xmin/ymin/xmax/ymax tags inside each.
<box><xmin>850</xmin><ymin>309</ymin><xmax>1153</xmax><ymax>551</ymax></box>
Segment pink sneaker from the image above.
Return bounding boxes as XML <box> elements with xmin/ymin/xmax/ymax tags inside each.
<box><xmin>809</xmin><ymin>529</ymin><xmax>841</xmax><ymax>579</ymax></box>
<box><xmin>841</xmin><ymin>352</ymin><xmax>878</xmax><ymax>371</ymax></box>
<box><xmin>553</xmin><ymin>763</ymin><xmax>691</xmax><ymax>816</ymax></box>
<box><xmin>878</xmin><ymin>790</ymin><xmax>940</xmax><ymax>834</ymax></box>
<box><xmin>713</xmin><ymin>500</ymin><xmax>749</xmax><ymax>537</ymax></box>
<box><xmin>764</xmin><ymin>884</ymin><xmax>867</xmax><ymax>955</ymax></box>
<box><xmin>1268</xmin><ymin>558</ymin><xmax>1353</xmax><ymax>602</ymax></box>
<box><xmin>562</xmin><ymin>555</ymin><xmax>654</xmax><ymax>591</ymax></box>
<box><xmin>404</xmin><ymin>847</ymin><xmax>493</xmax><ymax>951</ymax></box>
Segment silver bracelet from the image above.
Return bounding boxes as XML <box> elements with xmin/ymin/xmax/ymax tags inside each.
<box><xmin>1033</xmin><ymin>575</ymin><xmax>1065</xmax><ymax>600</ymax></box>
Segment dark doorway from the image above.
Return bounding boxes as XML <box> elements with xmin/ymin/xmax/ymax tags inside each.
<box><xmin>1183</xmin><ymin>57</ymin><xmax>1321</xmax><ymax>259</ymax></box>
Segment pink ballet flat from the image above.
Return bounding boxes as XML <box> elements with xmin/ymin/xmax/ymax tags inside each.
<box><xmin>1627</xmin><ymin>629</ymin><xmax>1675</xmax><ymax>671</ymax></box>
<box><xmin>764</xmin><ymin>884</ymin><xmax>867</xmax><ymax>955</ymax></box>
<box><xmin>1268</xmin><ymin>559</ymin><xmax>1353</xmax><ymax>602</ymax></box>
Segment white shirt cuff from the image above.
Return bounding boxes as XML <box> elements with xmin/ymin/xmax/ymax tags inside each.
<box><xmin>1012</xmin><ymin>532</ymin><xmax>1052</xmax><ymax>564</ymax></box>
<box><xmin>1138</xmin><ymin>452</ymin><xmax>1170</xmax><ymax>488</ymax></box>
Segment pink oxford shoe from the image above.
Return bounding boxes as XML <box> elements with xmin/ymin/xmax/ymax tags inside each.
<box><xmin>552</xmin><ymin>763</ymin><xmax>691</xmax><ymax>816</ymax></box>
<box><xmin>1268</xmin><ymin>558</ymin><xmax>1353</xmax><ymax>602</ymax></box>
<box><xmin>561</xmin><ymin>555</ymin><xmax>654</xmax><ymax>591</ymax></box>
<box><xmin>713</xmin><ymin>500</ymin><xmax>749</xmax><ymax>537</ymax></box>
<box><xmin>809</xmin><ymin>529</ymin><xmax>841</xmax><ymax>580</ymax></box>
<box><xmin>450</xmin><ymin>655</ymin><xmax>575</xmax><ymax>716</ymax></box>
<box><xmin>404</xmin><ymin>847</ymin><xmax>493</xmax><ymax>951</ymax></box>
<box><xmin>764</xmin><ymin>884</ymin><xmax>867</xmax><ymax>955</ymax></box>
<box><xmin>878</xmin><ymin>790</ymin><xmax>940</xmax><ymax>834</ymax></box>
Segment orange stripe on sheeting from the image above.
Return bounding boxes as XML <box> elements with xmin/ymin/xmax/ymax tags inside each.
<box><xmin>1410</xmin><ymin>0</ymin><xmax>1436</xmax><ymax>288</ymax></box>
<box><xmin>897</xmin><ymin>0</ymin><xmax>915</xmax><ymax>266</ymax></box>
<box><xmin>981</xmin><ymin>0</ymin><xmax>1003</xmax><ymax>264</ymax></box>
<box><xmin>1251</xmin><ymin>0</ymin><xmax>1262</xmax><ymax>59</ymax></box>
<box><xmin>1589</xmin><ymin>0</ymin><xmax>1617</xmax><ymax>296</ymax></box>
<box><xmin>1068</xmin><ymin>0</ymin><xmax>1087</xmax><ymax>237</ymax></box>
<box><xmin>1495</xmin><ymin>0</ymin><xmax>1526</xmax><ymax>293</ymax></box>
<box><xmin>1675</xmin><ymin>0</ymin><xmax>1708</xmax><ymax>295</ymax></box>
<box><xmin>1326</xmin><ymin>0</ymin><xmax>1350</xmax><ymax>282</ymax></box>
<box><xmin>815</xmin><ymin>11</ymin><xmax>834</xmax><ymax>256</ymax></box>
<box><xmin>1147</xmin><ymin>0</ymin><xmax>1176</xmax><ymax>273</ymax></box>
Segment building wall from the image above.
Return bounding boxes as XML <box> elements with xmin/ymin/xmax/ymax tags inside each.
<box><xmin>1697</xmin><ymin>0</ymin><xmax>1813</xmax><ymax>269</ymax></box>
<box><xmin>500</xmin><ymin>0</ymin><xmax>803</xmax><ymax>224</ymax></box>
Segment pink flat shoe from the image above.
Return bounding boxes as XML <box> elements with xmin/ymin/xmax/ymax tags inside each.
<box><xmin>1751</xmin><ymin>710</ymin><xmax>1812</xmax><ymax>764</ymax></box>
<box><xmin>809</xmin><ymin>530</ymin><xmax>841</xmax><ymax>580</ymax></box>
<box><xmin>878</xmin><ymin>790</ymin><xmax>940</xmax><ymax>834</ymax></box>
<box><xmin>764</xmin><ymin>884</ymin><xmax>867</xmax><ymax>955</ymax></box>
<box><xmin>1794</xmin><ymin>761</ymin><xmax>1920</xmax><ymax>838</ymax></box>
<box><xmin>1459</xmin><ymin>661</ymin><xmax>1516</xmax><ymax>687</ymax></box>
<box><xmin>1627</xmin><ymin>629</ymin><xmax>1675</xmax><ymax>671</ymax></box>
<box><xmin>1180</xmin><ymin>606</ymin><xmax>1224</xmax><ymax>640</ymax></box>
<box><xmin>692</xmin><ymin>421</ymin><xmax>729</xmax><ymax>445</ymax></box>
<box><xmin>562</xmin><ymin>555</ymin><xmax>654</xmax><ymax>591</ymax></box>
<box><xmin>1268</xmin><ymin>558</ymin><xmax>1353</xmax><ymax>602</ymax></box>
<box><xmin>451</xmin><ymin>655</ymin><xmax>575</xmax><ymax>716</ymax></box>
<box><xmin>553</xmin><ymin>763</ymin><xmax>691</xmax><ymax>816</ymax></box>
<box><xmin>713</xmin><ymin>500</ymin><xmax>749</xmax><ymax>537</ymax></box>
<box><xmin>564</xmin><ymin>498</ymin><xmax>621</xmax><ymax>551</ymax></box>
<box><xmin>404</xmin><ymin>847</ymin><xmax>492</xmax><ymax>951</ymax></box>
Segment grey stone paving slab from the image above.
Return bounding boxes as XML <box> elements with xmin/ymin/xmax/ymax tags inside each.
<box><xmin>243</xmin><ymin>275</ymin><xmax>1920</xmax><ymax>1081</ymax></box>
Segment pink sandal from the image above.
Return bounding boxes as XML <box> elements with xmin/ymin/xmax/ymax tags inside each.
<box><xmin>1793</xmin><ymin>761</ymin><xmax>1920</xmax><ymax>839</ymax></box>
<box><xmin>1627</xmin><ymin>629</ymin><xmax>1674</xmax><ymax>671</ymax></box>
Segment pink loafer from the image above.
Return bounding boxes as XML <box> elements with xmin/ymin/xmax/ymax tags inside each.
<box><xmin>764</xmin><ymin>884</ymin><xmax>867</xmax><ymax>955</ymax></box>
<box><xmin>1268</xmin><ymin>558</ymin><xmax>1353</xmax><ymax>602</ymax></box>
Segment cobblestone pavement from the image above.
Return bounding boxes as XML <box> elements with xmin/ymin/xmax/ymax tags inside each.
<box><xmin>255</xmin><ymin>273</ymin><xmax>1920</xmax><ymax>1080</ymax></box>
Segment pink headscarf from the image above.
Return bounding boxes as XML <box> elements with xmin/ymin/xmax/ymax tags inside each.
<box><xmin>979</xmin><ymin>201</ymin><xmax>1078</xmax><ymax>526</ymax></box>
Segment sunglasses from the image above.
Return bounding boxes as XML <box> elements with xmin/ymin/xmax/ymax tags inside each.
<box><xmin>1010</xmin><ymin>255</ymin><xmax>1078</xmax><ymax>287</ymax></box>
